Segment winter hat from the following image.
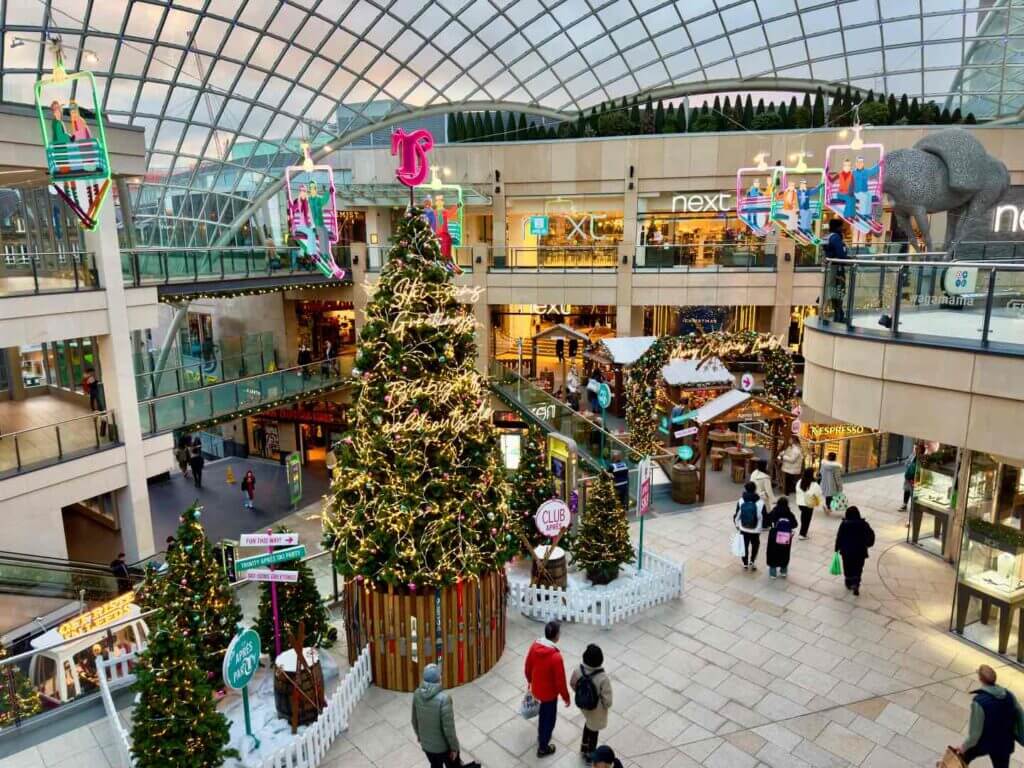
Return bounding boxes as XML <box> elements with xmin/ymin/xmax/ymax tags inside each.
<box><xmin>592</xmin><ymin>745</ymin><xmax>616</xmax><ymax>763</ymax></box>
<box><xmin>583</xmin><ymin>643</ymin><xmax>604</xmax><ymax>668</ymax></box>
<box><xmin>423</xmin><ymin>664</ymin><xmax>441</xmax><ymax>684</ymax></box>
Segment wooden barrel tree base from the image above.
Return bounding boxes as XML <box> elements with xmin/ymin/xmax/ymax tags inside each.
<box><xmin>342</xmin><ymin>570</ymin><xmax>507</xmax><ymax>692</ymax></box>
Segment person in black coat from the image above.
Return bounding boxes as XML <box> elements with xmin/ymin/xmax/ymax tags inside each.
<box><xmin>765</xmin><ymin>498</ymin><xmax>798</xmax><ymax>579</ymax></box>
<box><xmin>834</xmin><ymin>506</ymin><xmax>875</xmax><ymax>595</ymax></box>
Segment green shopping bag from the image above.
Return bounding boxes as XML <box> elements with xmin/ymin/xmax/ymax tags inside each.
<box><xmin>829</xmin><ymin>552</ymin><xmax>842</xmax><ymax>576</ymax></box>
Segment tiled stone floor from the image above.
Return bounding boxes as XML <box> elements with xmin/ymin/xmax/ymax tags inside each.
<box><xmin>0</xmin><ymin>394</ymin><xmax>106</xmax><ymax>475</ymax></box>
<box><xmin>6</xmin><ymin>471</ymin><xmax>1024</xmax><ymax>768</ymax></box>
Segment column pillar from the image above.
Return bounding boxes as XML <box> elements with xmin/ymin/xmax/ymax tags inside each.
<box><xmin>5</xmin><ymin>348</ymin><xmax>25</xmax><ymax>400</ymax></box>
<box><xmin>84</xmin><ymin>203</ymin><xmax>156</xmax><ymax>560</ymax></box>
<box><xmin>617</xmin><ymin>142</ymin><xmax>639</xmax><ymax>337</ymax></box>
<box><xmin>770</xmin><ymin>235</ymin><xmax>796</xmax><ymax>341</ymax></box>
<box><xmin>472</xmin><ymin>245</ymin><xmax>489</xmax><ymax>374</ymax></box>
<box><xmin>946</xmin><ymin>448</ymin><xmax>973</xmax><ymax>564</ymax></box>
<box><xmin>350</xmin><ymin>243</ymin><xmax>368</xmax><ymax>341</ymax></box>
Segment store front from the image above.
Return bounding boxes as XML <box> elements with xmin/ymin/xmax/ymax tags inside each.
<box><xmin>246</xmin><ymin>400</ymin><xmax>350</xmax><ymax>464</ymax></box>
<box><xmin>636</xmin><ymin>192</ymin><xmax>770</xmax><ymax>269</ymax></box>
<box><xmin>491</xmin><ymin>304</ymin><xmax>615</xmax><ymax>381</ymax></box>
<box><xmin>951</xmin><ymin>451</ymin><xmax>1024</xmax><ymax>663</ymax></box>
<box><xmin>643</xmin><ymin>306</ymin><xmax>773</xmax><ymax>337</ymax></box>
<box><xmin>788</xmin><ymin>305</ymin><xmax>819</xmax><ymax>355</ymax></box>
<box><xmin>909</xmin><ymin>443</ymin><xmax>961</xmax><ymax>559</ymax></box>
<box><xmin>294</xmin><ymin>300</ymin><xmax>356</xmax><ymax>361</ymax></box>
<box><xmin>504</xmin><ymin>195</ymin><xmax>623</xmax><ymax>269</ymax></box>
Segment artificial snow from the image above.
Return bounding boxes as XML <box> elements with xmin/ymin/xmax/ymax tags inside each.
<box><xmin>507</xmin><ymin>553</ymin><xmax>653</xmax><ymax>596</ymax></box>
<box><xmin>219</xmin><ymin>650</ymin><xmax>341</xmax><ymax>768</ymax></box>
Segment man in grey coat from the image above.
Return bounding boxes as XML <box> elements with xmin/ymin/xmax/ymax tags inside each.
<box><xmin>411</xmin><ymin>664</ymin><xmax>460</xmax><ymax>768</ymax></box>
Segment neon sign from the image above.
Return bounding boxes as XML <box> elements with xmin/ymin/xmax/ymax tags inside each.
<box><xmin>391</xmin><ymin>128</ymin><xmax>433</xmax><ymax>187</ymax></box>
<box><xmin>671</xmin><ymin>192</ymin><xmax>732</xmax><ymax>213</ymax></box>
<box><xmin>58</xmin><ymin>593</ymin><xmax>135</xmax><ymax>640</ymax></box>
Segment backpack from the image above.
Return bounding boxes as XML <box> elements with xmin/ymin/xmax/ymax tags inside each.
<box><xmin>574</xmin><ymin>666</ymin><xmax>602</xmax><ymax>710</ymax></box>
<box><xmin>864</xmin><ymin>523</ymin><xmax>875</xmax><ymax>549</ymax></box>
<box><xmin>775</xmin><ymin>518</ymin><xmax>793</xmax><ymax>546</ymax></box>
<box><xmin>739</xmin><ymin>499</ymin><xmax>759</xmax><ymax>529</ymax></box>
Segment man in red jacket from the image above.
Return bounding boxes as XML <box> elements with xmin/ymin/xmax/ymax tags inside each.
<box><xmin>524</xmin><ymin>620</ymin><xmax>570</xmax><ymax>758</ymax></box>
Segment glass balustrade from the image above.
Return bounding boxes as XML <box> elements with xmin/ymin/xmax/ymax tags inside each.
<box><xmin>137</xmin><ymin>362</ymin><xmax>349</xmax><ymax>435</ymax></box>
<box><xmin>819</xmin><ymin>257</ymin><xmax>1024</xmax><ymax>352</ymax></box>
<box><xmin>120</xmin><ymin>247</ymin><xmax>354</xmax><ymax>286</ymax></box>
<box><xmin>0</xmin><ymin>252</ymin><xmax>99</xmax><ymax>297</ymax></box>
<box><xmin>633</xmin><ymin>242</ymin><xmax>776</xmax><ymax>271</ymax></box>
<box><xmin>0</xmin><ymin>411</ymin><xmax>117</xmax><ymax>477</ymax></box>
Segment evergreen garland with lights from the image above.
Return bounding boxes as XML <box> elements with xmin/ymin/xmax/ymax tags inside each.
<box><xmin>573</xmin><ymin>472</ymin><xmax>634</xmax><ymax>583</ymax></box>
<box><xmin>137</xmin><ymin>503</ymin><xmax>242</xmax><ymax>687</ymax></box>
<box><xmin>130</xmin><ymin>625</ymin><xmax>238</xmax><ymax>768</ymax></box>
<box><xmin>626</xmin><ymin>331</ymin><xmax>797</xmax><ymax>456</ymax></box>
<box><xmin>255</xmin><ymin>529</ymin><xmax>332</xmax><ymax>650</ymax></box>
<box><xmin>509</xmin><ymin>426</ymin><xmax>557</xmax><ymax>549</ymax></box>
<box><xmin>322</xmin><ymin>208</ymin><xmax>518</xmax><ymax>589</ymax></box>
<box><xmin>0</xmin><ymin>646</ymin><xmax>42</xmax><ymax>726</ymax></box>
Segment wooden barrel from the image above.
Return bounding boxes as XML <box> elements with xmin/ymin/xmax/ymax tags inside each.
<box><xmin>342</xmin><ymin>570</ymin><xmax>507</xmax><ymax>692</ymax></box>
<box><xmin>670</xmin><ymin>461</ymin><xmax>697</xmax><ymax>504</ymax></box>
<box><xmin>531</xmin><ymin>545</ymin><xmax>567</xmax><ymax>589</ymax></box>
<box><xmin>273</xmin><ymin>648</ymin><xmax>325</xmax><ymax>726</ymax></box>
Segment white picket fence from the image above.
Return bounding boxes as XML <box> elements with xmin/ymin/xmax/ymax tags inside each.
<box><xmin>97</xmin><ymin>645</ymin><xmax>373</xmax><ymax>768</ymax></box>
<box><xmin>507</xmin><ymin>547</ymin><xmax>683</xmax><ymax>626</ymax></box>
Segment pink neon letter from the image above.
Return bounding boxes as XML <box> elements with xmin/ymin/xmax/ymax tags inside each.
<box><xmin>391</xmin><ymin>128</ymin><xmax>433</xmax><ymax>187</ymax></box>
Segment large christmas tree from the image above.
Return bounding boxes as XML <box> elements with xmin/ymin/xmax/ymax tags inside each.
<box><xmin>509</xmin><ymin>426</ymin><xmax>556</xmax><ymax>549</ymax></box>
<box><xmin>0</xmin><ymin>646</ymin><xmax>41</xmax><ymax>726</ymax></box>
<box><xmin>137</xmin><ymin>503</ymin><xmax>241</xmax><ymax>685</ymax></box>
<box><xmin>322</xmin><ymin>208</ymin><xmax>518</xmax><ymax>588</ymax></box>
<box><xmin>573</xmin><ymin>472</ymin><xmax>634</xmax><ymax>583</ymax></box>
<box><xmin>130</xmin><ymin>624</ymin><xmax>237</xmax><ymax>767</ymax></box>
<box><xmin>255</xmin><ymin>529</ymin><xmax>332</xmax><ymax>650</ymax></box>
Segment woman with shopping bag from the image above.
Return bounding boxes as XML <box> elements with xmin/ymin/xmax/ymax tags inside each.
<box><xmin>795</xmin><ymin>468</ymin><xmax>824</xmax><ymax>540</ymax></box>
<box><xmin>765</xmin><ymin>498</ymin><xmax>798</xmax><ymax>579</ymax></box>
<box><xmin>834</xmin><ymin>506</ymin><xmax>875</xmax><ymax>596</ymax></box>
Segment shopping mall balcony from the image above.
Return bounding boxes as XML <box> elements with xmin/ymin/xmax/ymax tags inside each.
<box><xmin>802</xmin><ymin>255</ymin><xmax>1024</xmax><ymax>458</ymax></box>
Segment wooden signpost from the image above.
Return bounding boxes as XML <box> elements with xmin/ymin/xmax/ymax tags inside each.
<box><xmin>236</xmin><ymin>532</ymin><xmax>305</xmax><ymax>658</ymax></box>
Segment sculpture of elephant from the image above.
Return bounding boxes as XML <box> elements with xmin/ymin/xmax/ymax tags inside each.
<box><xmin>884</xmin><ymin>128</ymin><xmax>1009</xmax><ymax>254</ymax></box>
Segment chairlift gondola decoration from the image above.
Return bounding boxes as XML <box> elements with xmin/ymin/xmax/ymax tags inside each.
<box><xmin>34</xmin><ymin>41</ymin><xmax>111</xmax><ymax>231</ymax></box>
<box><xmin>736</xmin><ymin>153</ymin><xmax>774</xmax><ymax>236</ymax></box>
<box><xmin>284</xmin><ymin>142</ymin><xmax>346</xmax><ymax>280</ymax></box>
<box><xmin>770</xmin><ymin>152</ymin><xmax>825</xmax><ymax>246</ymax></box>
<box><xmin>824</xmin><ymin>123</ymin><xmax>884</xmax><ymax>240</ymax></box>
<box><xmin>415</xmin><ymin>166</ymin><xmax>464</xmax><ymax>274</ymax></box>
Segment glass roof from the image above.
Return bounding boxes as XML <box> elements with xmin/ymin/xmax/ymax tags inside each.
<box><xmin>2</xmin><ymin>0</ymin><xmax>1022</xmax><ymax>245</ymax></box>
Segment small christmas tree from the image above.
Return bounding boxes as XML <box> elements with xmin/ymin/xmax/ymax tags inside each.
<box><xmin>322</xmin><ymin>209</ymin><xmax>519</xmax><ymax>588</ymax></box>
<box><xmin>0</xmin><ymin>646</ymin><xmax>42</xmax><ymax>726</ymax></box>
<box><xmin>255</xmin><ymin>529</ymin><xmax>332</xmax><ymax>651</ymax></box>
<box><xmin>573</xmin><ymin>472</ymin><xmax>634</xmax><ymax>584</ymax></box>
<box><xmin>130</xmin><ymin>624</ymin><xmax>238</xmax><ymax>768</ymax></box>
<box><xmin>509</xmin><ymin>426</ymin><xmax>557</xmax><ymax>549</ymax></box>
<box><xmin>137</xmin><ymin>503</ymin><xmax>241</xmax><ymax>685</ymax></box>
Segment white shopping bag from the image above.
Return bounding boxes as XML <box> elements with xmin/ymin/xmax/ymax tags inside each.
<box><xmin>731</xmin><ymin>532</ymin><xmax>745</xmax><ymax>558</ymax></box>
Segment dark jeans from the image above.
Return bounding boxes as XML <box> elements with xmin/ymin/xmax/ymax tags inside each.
<box><xmin>903</xmin><ymin>485</ymin><xmax>912</xmax><ymax>505</ymax></box>
<box><xmin>581</xmin><ymin>725</ymin><xmax>599</xmax><ymax>755</ymax></box>
<box><xmin>798</xmin><ymin>505</ymin><xmax>814</xmax><ymax>537</ymax></box>
<box><xmin>783</xmin><ymin>472</ymin><xmax>799</xmax><ymax>495</ymax></box>
<box><xmin>538</xmin><ymin>699</ymin><xmax>557</xmax><ymax>749</ymax></box>
<box><xmin>963</xmin><ymin>747</ymin><xmax>1009</xmax><ymax>768</ymax></box>
<box><xmin>825</xmin><ymin>495</ymin><xmax>834</xmax><ymax>512</ymax></box>
<box><xmin>742</xmin><ymin>532</ymin><xmax>760</xmax><ymax>566</ymax></box>
<box><xmin>425</xmin><ymin>751</ymin><xmax>459</xmax><ymax>768</ymax></box>
<box><xmin>191</xmin><ymin>462</ymin><xmax>203</xmax><ymax>488</ymax></box>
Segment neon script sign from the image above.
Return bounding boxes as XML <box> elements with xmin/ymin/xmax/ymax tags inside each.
<box><xmin>391</xmin><ymin>128</ymin><xmax>433</xmax><ymax>187</ymax></box>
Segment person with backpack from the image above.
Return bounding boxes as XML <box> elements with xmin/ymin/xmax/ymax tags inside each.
<box><xmin>734</xmin><ymin>481</ymin><xmax>765</xmax><ymax>571</ymax></box>
<box><xmin>525</xmin><ymin>620</ymin><xmax>570</xmax><ymax>758</ymax></box>
<box><xmin>955</xmin><ymin>665</ymin><xmax>1024</xmax><ymax>768</ymax></box>
<box><xmin>570</xmin><ymin>644</ymin><xmax>613</xmax><ymax>764</ymax></box>
<box><xmin>750</xmin><ymin>459</ymin><xmax>776</xmax><ymax>508</ymax></box>
<box><xmin>819</xmin><ymin>451</ymin><xmax>844</xmax><ymax>513</ymax></box>
<box><xmin>795</xmin><ymin>467</ymin><xmax>824</xmax><ymax>539</ymax></box>
<box><xmin>765</xmin><ymin>498</ymin><xmax>798</xmax><ymax>579</ymax></box>
<box><xmin>591</xmin><ymin>745</ymin><xmax>624</xmax><ymax>768</ymax></box>
<box><xmin>899</xmin><ymin>444</ymin><xmax>922</xmax><ymax>512</ymax></box>
<box><xmin>834</xmin><ymin>506</ymin><xmax>875</xmax><ymax>596</ymax></box>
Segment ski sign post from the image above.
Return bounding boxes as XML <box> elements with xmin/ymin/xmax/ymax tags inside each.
<box><xmin>237</xmin><ymin>533</ymin><xmax>304</xmax><ymax>658</ymax></box>
<box><xmin>223</xmin><ymin>627</ymin><xmax>261</xmax><ymax>749</ymax></box>
<box><xmin>636</xmin><ymin>458</ymin><xmax>654</xmax><ymax>570</ymax></box>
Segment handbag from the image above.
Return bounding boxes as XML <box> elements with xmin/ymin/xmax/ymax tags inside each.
<box><xmin>731</xmin><ymin>532</ymin><xmax>745</xmax><ymax>558</ymax></box>
<box><xmin>775</xmin><ymin>531</ymin><xmax>792</xmax><ymax>546</ymax></box>
<box><xmin>830</xmin><ymin>492</ymin><xmax>848</xmax><ymax>513</ymax></box>
<box><xmin>519</xmin><ymin>691</ymin><xmax>540</xmax><ymax>720</ymax></box>
<box><xmin>806</xmin><ymin>493</ymin><xmax>822</xmax><ymax>509</ymax></box>
<box><xmin>936</xmin><ymin>747</ymin><xmax>966</xmax><ymax>768</ymax></box>
<box><xmin>829</xmin><ymin>552</ymin><xmax>842</xmax><ymax>576</ymax></box>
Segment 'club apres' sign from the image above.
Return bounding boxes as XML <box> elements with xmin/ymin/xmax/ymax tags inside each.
<box><xmin>535</xmin><ymin>498</ymin><xmax>571</xmax><ymax>538</ymax></box>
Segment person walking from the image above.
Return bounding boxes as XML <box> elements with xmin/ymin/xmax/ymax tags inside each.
<box><xmin>900</xmin><ymin>444</ymin><xmax>922</xmax><ymax>512</ymax></box>
<box><xmin>241</xmin><ymin>469</ymin><xmax>256</xmax><ymax>510</ymax></box>
<box><xmin>795</xmin><ymin>467</ymin><xmax>825</xmax><ymax>540</ymax></box>
<box><xmin>173</xmin><ymin>440</ymin><xmax>191</xmax><ymax>480</ymax></box>
<box><xmin>570</xmin><ymin>644</ymin><xmax>613</xmax><ymax>764</ymax></box>
<box><xmin>411</xmin><ymin>664</ymin><xmax>460</xmax><ymax>768</ymax></box>
<box><xmin>525</xmin><ymin>620</ymin><xmax>570</xmax><ymax>758</ymax></box>
<box><xmin>188</xmin><ymin>438</ymin><xmax>205</xmax><ymax>489</ymax></box>
<box><xmin>734</xmin><ymin>481</ymin><xmax>766</xmax><ymax>571</ymax></box>
<box><xmin>82</xmin><ymin>366</ymin><xmax>101</xmax><ymax>411</ymax></box>
<box><xmin>591</xmin><ymin>746</ymin><xmax>624</xmax><ymax>768</ymax></box>
<box><xmin>955</xmin><ymin>665</ymin><xmax>1024</xmax><ymax>768</ymax></box>
<box><xmin>819</xmin><ymin>451</ymin><xmax>844</xmax><ymax>513</ymax></box>
<box><xmin>750</xmin><ymin>459</ymin><xmax>776</xmax><ymax>508</ymax></box>
<box><xmin>779</xmin><ymin>436</ymin><xmax>804</xmax><ymax>496</ymax></box>
<box><xmin>765</xmin><ymin>498</ymin><xmax>798</xmax><ymax>579</ymax></box>
<box><xmin>110</xmin><ymin>552</ymin><xmax>131</xmax><ymax>594</ymax></box>
<box><xmin>834</xmin><ymin>506</ymin><xmax>875</xmax><ymax>596</ymax></box>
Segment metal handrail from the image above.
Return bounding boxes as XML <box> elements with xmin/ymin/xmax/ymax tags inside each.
<box><xmin>0</xmin><ymin>409</ymin><xmax>114</xmax><ymax>440</ymax></box>
<box><xmin>826</xmin><ymin>256</ymin><xmax>1024</xmax><ymax>269</ymax></box>
<box><xmin>120</xmin><ymin>246</ymin><xmax>282</xmax><ymax>254</ymax></box>
<box><xmin>7</xmin><ymin>250</ymin><xmax>92</xmax><ymax>258</ymax></box>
